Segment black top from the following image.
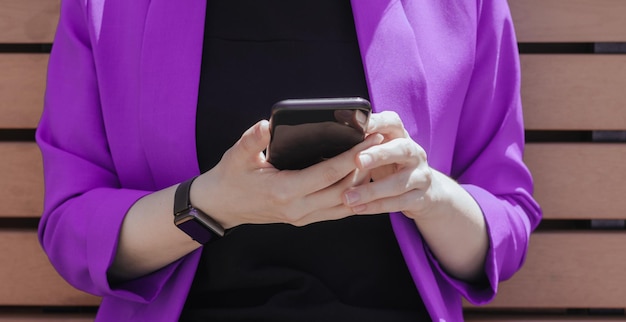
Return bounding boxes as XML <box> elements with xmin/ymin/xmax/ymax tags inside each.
<box><xmin>182</xmin><ymin>1</ymin><xmax>431</xmax><ymax>321</ymax></box>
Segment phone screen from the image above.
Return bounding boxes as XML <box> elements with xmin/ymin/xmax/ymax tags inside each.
<box><xmin>267</xmin><ymin>97</ymin><xmax>371</xmax><ymax>170</ymax></box>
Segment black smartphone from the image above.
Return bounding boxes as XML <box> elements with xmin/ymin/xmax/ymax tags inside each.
<box><xmin>266</xmin><ymin>97</ymin><xmax>372</xmax><ymax>170</ymax></box>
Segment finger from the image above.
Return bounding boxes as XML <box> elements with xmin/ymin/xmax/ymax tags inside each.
<box><xmin>367</xmin><ymin>111</ymin><xmax>408</xmax><ymax>139</ymax></box>
<box><xmin>357</xmin><ymin>138</ymin><xmax>426</xmax><ymax>170</ymax></box>
<box><xmin>291</xmin><ymin>204</ymin><xmax>357</xmax><ymax>227</ymax></box>
<box><xmin>348</xmin><ymin>189</ymin><xmax>426</xmax><ymax>215</ymax></box>
<box><xmin>260</xmin><ymin>134</ymin><xmax>382</xmax><ymax>214</ymax></box>
<box><xmin>234</xmin><ymin>120</ymin><xmax>271</xmax><ymax>162</ymax></box>
<box><xmin>299</xmin><ymin>167</ymin><xmax>370</xmax><ymax>212</ymax></box>
<box><xmin>271</xmin><ymin>175</ymin><xmax>351</xmax><ymax>223</ymax></box>
<box><xmin>343</xmin><ymin>167</ymin><xmax>432</xmax><ymax>208</ymax></box>
<box><xmin>292</xmin><ymin>133</ymin><xmax>384</xmax><ymax>194</ymax></box>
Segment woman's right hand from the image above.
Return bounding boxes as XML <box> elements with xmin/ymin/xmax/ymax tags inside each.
<box><xmin>110</xmin><ymin>120</ymin><xmax>381</xmax><ymax>281</ymax></box>
<box><xmin>191</xmin><ymin>120</ymin><xmax>383</xmax><ymax>229</ymax></box>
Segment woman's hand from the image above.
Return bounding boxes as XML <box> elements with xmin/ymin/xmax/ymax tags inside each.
<box><xmin>341</xmin><ymin>111</ymin><xmax>437</xmax><ymax>219</ymax></box>
<box><xmin>342</xmin><ymin>111</ymin><xmax>489</xmax><ymax>282</ymax></box>
<box><xmin>110</xmin><ymin>120</ymin><xmax>381</xmax><ymax>281</ymax></box>
<box><xmin>191</xmin><ymin>120</ymin><xmax>383</xmax><ymax>229</ymax></box>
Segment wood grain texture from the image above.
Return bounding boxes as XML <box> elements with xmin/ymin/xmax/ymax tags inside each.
<box><xmin>0</xmin><ymin>0</ymin><xmax>60</xmax><ymax>43</ymax></box>
<box><xmin>0</xmin><ymin>230</ymin><xmax>101</xmax><ymax>306</ymax></box>
<box><xmin>525</xmin><ymin>143</ymin><xmax>626</xmax><ymax>219</ymax></box>
<box><xmin>0</xmin><ymin>54</ymin><xmax>48</xmax><ymax>129</ymax></box>
<box><xmin>521</xmin><ymin>55</ymin><xmax>626</xmax><ymax>131</ymax></box>
<box><xmin>0</xmin><ymin>143</ymin><xmax>43</xmax><ymax>218</ymax></box>
<box><xmin>509</xmin><ymin>0</ymin><xmax>626</xmax><ymax>42</ymax></box>
<box><xmin>466</xmin><ymin>231</ymin><xmax>626</xmax><ymax>309</ymax></box>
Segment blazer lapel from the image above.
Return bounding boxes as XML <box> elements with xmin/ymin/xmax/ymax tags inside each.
<box><xmin>351</xmin><ymin>0</ymin><xmax>431</xmax><ymax>150</ymax></box>
<box><xmin>139</xmin><ymin>0</ymin><xmax>207</xmax><ymax>188</ymax></box>
<box><xmin>351</xmin><ymin>1</ymin><xmax>444</xmax><ymax>319</ymax></box>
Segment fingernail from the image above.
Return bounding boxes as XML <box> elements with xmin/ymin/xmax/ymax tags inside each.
<box><xmin>359</xmin><ymin>154</ymin><xmax>373</xmax><ymax>168</ymax></box>
<box><xmin>344</xmin><ymin>190</ymin><xmax>361</xmax><ymax>205</ymax></box>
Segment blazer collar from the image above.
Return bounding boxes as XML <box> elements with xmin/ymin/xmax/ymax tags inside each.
<box><xmin>136</xmin><ymin>0</ymin><xmax>431</xmax><ymax>185</ymax></box>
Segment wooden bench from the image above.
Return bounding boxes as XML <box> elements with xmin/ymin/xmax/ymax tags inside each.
<box><xmin>1</xmin><ymin>0</ymin><xmax>625</xmax><ymax>320</ymax></box>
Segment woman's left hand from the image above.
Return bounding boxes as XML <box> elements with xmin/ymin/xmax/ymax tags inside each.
<box><xmin>342</xmin><ymin>111</ymin><xmax>437</xmax><ymax>219</ymax></box>
<box><xmin>343</xmin><ymin>111</ymin><xmax>489</xmax><ymax>282</ymax></box>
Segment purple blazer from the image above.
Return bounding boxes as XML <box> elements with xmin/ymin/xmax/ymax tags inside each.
<box><xmin>37</xmin><ymin>0</ymin><xmax>541</xmax><ymax>321</ymax></box>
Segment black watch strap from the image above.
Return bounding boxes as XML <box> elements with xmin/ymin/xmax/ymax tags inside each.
<box><xmin>174</xmin><ymin>176</ymin><xmax>225</xmax><ymax>240</ymax></box>
<box><xmin>174</xmin><ymin>177</ymin><xmax>195</xmax><ymax>215</ymax></box>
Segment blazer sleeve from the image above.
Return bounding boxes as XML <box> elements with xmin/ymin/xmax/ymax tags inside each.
<box><xmin>428</xmin><ymin>0</ymin><xmax>542</xmax><ymax>304</ymax></box>
<box><xmin>36</xmin><ymin>0</ymin><xmax>180</xmax><ymax>303</ymax></box>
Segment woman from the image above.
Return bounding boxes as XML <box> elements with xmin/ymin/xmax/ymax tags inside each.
<box><xmin>37</xmin><ymin>0</ymin><xmax>542</xmax><ymax>321</ymax></box>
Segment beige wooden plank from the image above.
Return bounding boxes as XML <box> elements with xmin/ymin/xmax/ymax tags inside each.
<box><xmin>466</xmin><ymin>231</ymin><xmax>626</xmax><ymax>309</ymax></box>
<box><xmin>0</xmin><ymin>0</ymin><xmax>60</xmax><ymax>43</ymax></box>
<box><xmin>0</xmin><ymin>54</ymin><xmax>48</xmax><ymax>129</ymax></box>
<box><xmin>8</xmin><ymin>0</ymin><xmax>625</xmax><ymax>43</ymax></box>
<box><xmin>509</xmin><ymin>0</ymin><xmax>626</xmax><ymax>42</ymax></box>
<box><xmin>0</xmin><ymin>143</ymin><xmax>43</xmax><ymax>218</ymax></box>
<box><xmin>6</xmin><ymin>0</ymin><xmax>626</xmax><ymax>43</ymax></box>
<box><xmin>521</xmin><ymin>55</ymin><xmax>626</xmax><ymax>131</ymax></box>
<box><xmin>5</xmin><ymin>143</ymin><xmax>626</xmax><ymax>220</ymax></box>
<box><xmin>464</xmin><ymin>312</ymin><xmax>626</xmax><ymax>322</ymax></box>
<box><xmin>0</xmin><ymin>313</ymin><xmax>95</xmax><ymax>322</ymax></box>
<box><xmin>0</xmin><ymin>229</ymin><xmax>101</xmax><ymax>306</ymax></box>
<box><xmin>526</xmin><ymin>143</ymin><xmax>626</xmax><ymax>220</ymax></box>
<box><xmin>466</xmin><ymin>315</ymin><xmax>626</xmax><ymax>322</ymax></box>
<box><xmin>7</xmin><ymin>0</ymin><xmax>626</xmax><ymax>43</ymax></box>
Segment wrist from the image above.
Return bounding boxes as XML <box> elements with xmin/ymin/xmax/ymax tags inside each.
<box><xmin>174</xmin><ymin>176</ymin><xmax>225</xmax><ymax>242</ymax></box>
<box><xmin>404</xmin><ymin>169</ymin><xmax>450</xmax><ymax>221</ymax></box>
<box><xmin>189</xmin><ymin>172</ymin><xmax>233</xmax><ymax>229</ymax></box>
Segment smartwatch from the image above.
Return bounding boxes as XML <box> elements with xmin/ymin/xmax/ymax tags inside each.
<box><xmin>173</xmin><ymin>176</ymin><xmax>225</xmax><ymax>244</ymax></box>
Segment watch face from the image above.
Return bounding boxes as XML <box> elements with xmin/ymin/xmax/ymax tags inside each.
<box><xmin>175</xmin><ymin>210</ymin><xmax>212</xmax><ymax>244</ymax></box>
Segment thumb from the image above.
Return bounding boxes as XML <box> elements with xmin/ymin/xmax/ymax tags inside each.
<box><xmin>236</xmin><ymin>120</ymin><xmax>271</xmax><ymax>159</ymax></box>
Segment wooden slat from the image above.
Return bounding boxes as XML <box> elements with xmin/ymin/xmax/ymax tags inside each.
<box><xmin>0</xmin><ymin>229</ymin><xmax>100</xmax><ymax>306</ymax></box>
<box><xmin>0</xmin><ymin>0</ymin><xmax>60</xmax><ymax>43</ymax></box>
<box><xmin>5</xmin><ymin>0</ymin><xmax>626</xmax><ymax>44</ymax></box>
<box><xmin>509</xmin><ymin>0</ymin><xmax>626</xmax><ymax>42</ymax></box>
<box><xmin>0</xmin><ymin>143</ymin><xmax>43</xmax><ymax>218</ymax></box>
<box><xmin>521</xmin><ymin>55</ymin><xmax>626</xmax><ymax>131</ymax></box>
<box><xmin>525</xmin><ymin>143</ymin><xmax>626</xmax><ymax>220</ymax></box>
<box><xmin>466</xmin><ymin>315</ymin><xmax>625</xmax><ymax>322</ymax></box>
<box><xmin>6</xmin><ymin>142</ymin><xmax>626</xmax><ymax>220</ymax></box>
<box><xmin>6</xmin><ymin>0</ymin><xmax>626</xmax><ymax>44</ymax></box>
<box><xmin>0</xmin><ymin>54</ymin><xmax>48</xmax><ymax>129</ymax></box>
<box><xmin>467</xmin><ymin>231</ymin><xmax>626</xmax><ymax>309</ymax></box>
<box><xmin>0</xmin><ymin>313</ymin><xmax>95</xmax><ymax>322</ymax></box>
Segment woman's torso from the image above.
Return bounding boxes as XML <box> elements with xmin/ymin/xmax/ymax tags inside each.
<box><xmin>181</xmin><ymin>1</ymin><xmax>430</xmax><ymax>321</ymax></box>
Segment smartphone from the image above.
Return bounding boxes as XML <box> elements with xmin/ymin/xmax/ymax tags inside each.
<box><xmin>266</xmin><ymin>97</ymin><xmax>371</xmax><ymax>170</ymax></box>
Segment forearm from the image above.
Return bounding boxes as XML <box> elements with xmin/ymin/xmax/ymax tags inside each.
<box><xmin>411</xmin><ymin>169</ymin><xmax>488</xmax><ymax>282</ymax></box>
<box><xmin>108</xmin><ymin>120</ymin><xmax>377</xmax><ymax>282</ymax></box>
<box><xmin>108</xmin><ymin>184</ymin><xmax>201</xmax><ymax>282</ymax></box>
